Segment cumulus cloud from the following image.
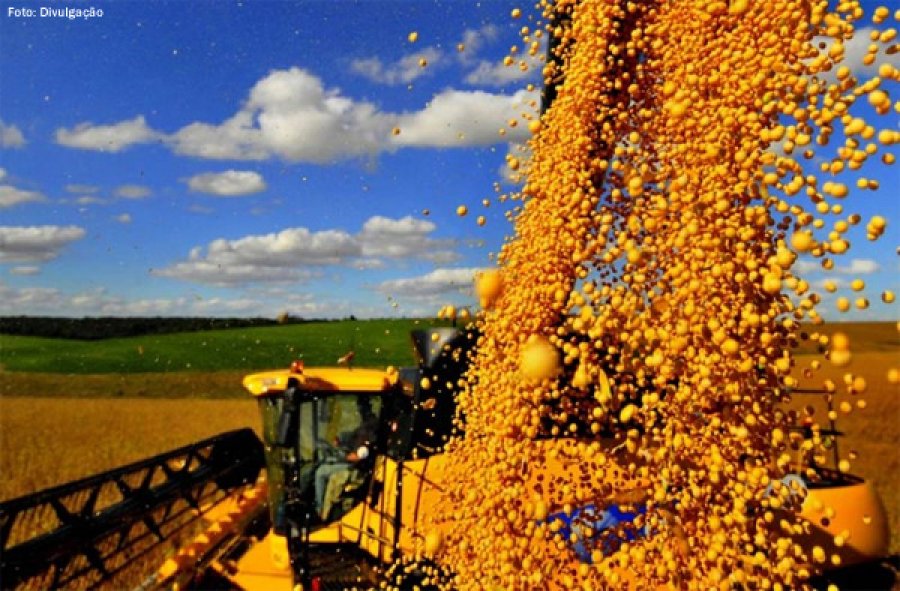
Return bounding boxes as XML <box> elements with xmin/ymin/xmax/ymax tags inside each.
<box><xmin>793</xmin><ymin>258</ymin><xmax>822</xmax><ymax>275</ymax></box>
<box><xmin>154</xmin><ymin>215</ymin><xmax>458</xmax><ymax>286</ymax></box>
<box><xmin>359</xmin><ymin>215</ymin><xmax>458</xmax><ymax>263</ymax></box>
<box><xmin>115</xmin><ymin>213</ymin><xmax>132</xmax><ymax>224</ymax></box>
<box><xmin>839</xmin><ymin>27</ymin><xmax>881</xmax><ymax>75</ymax></box>
<box><xmin>169</xmin><ymin>111</ymin><xmax>269</xmax><ymax>161</ymax></box>
<box><xmin>0</xmin><ymin>225</ymin><xmax>86</xmax><ymax>263</ymax></box>
<box><xmin>198</xmin><ymin>229</ymin><xmax>358</xmax><ymax>267</ymax></box>
<box><xmin>0</xmin><ymin>282</ymin><xmax>266</xmax><ymax>317</ymax></box>
<box><xmin>55</xmin><ymin>67</ymin><xmax>537</xmax><ymax>162</ymax></box>
<box><xmin>351</xmin><ymin>47</ymin><xmax>443</xmax><ymax>85</ymax></box>
<box><xmin>0</xmin><ymin>168</ymin><xmax>6</xmax><ymax>182</ymax></box>
<box><xmin>809</xmin><ymin>27</ymin><xmax>884</xmax><ymax>86</ymax></box>
<box><xmin>835</xmin><ymin>259</ymin><xmax>880</xmax><ymax>275</ymax></box>
<box><xmin>65</xmin><ymin>184</ymin><xmax>99</xmax><ymax>194</ymax></box>
<box><xmin>155</xmin><ymin>260</ymin><xmax>315</xmax><ymax>287</ymax></box>
<box><xmin>9</xmin><ymin>266</ymin><xmax>40</xmax><ymax>276</ymax></box>
<box><xmin>171</xmin><ymin>69</ymin><xmax>391</xmax><ymax>163</ymax></box>
<box><xmin>0</xmin><ymin>185</ymin><xmax>46</xmax><ymax>208</ymax></box>
<box><xmin>811</xmin><ymin>277</ymin><xmax>849</xmax><ymax>290</ymax></box>
<box><xmin>55</xmin><ymin>115</ymin><xmax>161</xmax><ymax>152</ymax></box>
<box><xmin>0</xmin><ymin>281</ymin><xmax>385</xmax><ymax>318</ymax></box>
<box><xmin>75</xmin><ymin>196</ymin><xmax>106</xmax><ymax>205</ymax></box>
<box><xmin>464</xmin><ymin>54</ymin><xmax>543</xmax><ymax>87</ymax></box>
<box><xmin>393</xmin><ymin>88</ymin><xmax>535</xmax><ymax>147</ymax></box>
<box><xmin>0</xmin><ymin>120</ymin><xmax>26</xmax><ymax>148</ymax></box>
<box><xmin>186</xmin><ymin>170</ymin><xmax>267</xmax><ymax>196</ymax></box>
<box><xmin>115</xmin><ymin>184</ymin><xmax>152</xmax><ymax>199</ymax></box>
<box><xmin>154</xmin><ymin>227</ymin><xmax>357</xmax><ymax>286</ymax></box>
<box><xmin>375</xmin><ymin>267</ymin><xmax>481</xmax><ymax>297</ymax></box>
<box><xmin>457</xmin><ymin>24</ymin><xmax>501</xmax><ymax>62</ymax></box>
<box><xmin>170</xmin><ymin>68</ymin><xmax>534</xmax><ymax>162</ymax></box>
<box><xmin>796</xmin><ymin>257</ymin><xmax>881</xmax><ymax>276</ymax></box>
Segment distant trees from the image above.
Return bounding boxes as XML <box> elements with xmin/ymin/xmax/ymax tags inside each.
<box><xmin>0</xmin><ymin>316</ymin><xmax>319</xmax><ymax>340</ymax></box>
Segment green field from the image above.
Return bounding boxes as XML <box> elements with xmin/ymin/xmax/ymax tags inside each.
<box><xmin>0</xmin><ymin>318</ymin><xmax>452</xmax><ymax>374</ymax></box>
<box><xmin>2</xmin><ymin>319</ymin><xmax>894</xmax><ymax>399</ymax></box>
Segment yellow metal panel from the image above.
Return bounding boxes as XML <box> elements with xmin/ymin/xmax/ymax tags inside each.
<box><xmin>244</xmin><ymin>368</ymin><xmax>396</xmax><ymax>396</ymax></box>
<box><xmin>230</xmin><ymin>532</ymin><xmax>293</xmax><ymax>591</ymax></box>
<box><xmin>798</xmin><ymin>478</ymin><xmax>890</xmax><ymax>566</ymax></box>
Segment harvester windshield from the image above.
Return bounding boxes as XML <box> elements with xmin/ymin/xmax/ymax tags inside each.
<box><xmin>257</xmin><ymin>388</ymin><xmax>384</xmax><ymax>531</ymax></box>
<box><xmin>304</xmin><ymin>394</ymin><xmax>381</xmax><ymax>522</ymax></box>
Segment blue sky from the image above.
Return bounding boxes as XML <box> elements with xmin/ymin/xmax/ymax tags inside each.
<box><xmin>0</xmin><ymin>0</ymin><xmax>897</xmax><ymax>320</ymax></box>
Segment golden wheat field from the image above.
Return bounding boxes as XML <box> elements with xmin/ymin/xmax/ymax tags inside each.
<box><xmin>0</xmin><ymin>397</ymin><xmax>259</xmax><ymax>501</ymax></box>
<box><xmin>789</xmin><ymin>349</ymin><xmax>900</xmax><ymax>555</ymax></box>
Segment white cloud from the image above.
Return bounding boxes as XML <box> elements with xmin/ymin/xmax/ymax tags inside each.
<box><xmin>115</xmin><ymin>184</ymin><xmax>152</xmax><ymax>199</ymax></box>
<box><xmin>375</xmin><ymin>267</ymin><xmax>481</xmax><ymax>297</ymax></box>
<box><xmin>464</xmin><ymin>54</ymin><xmax>543</xmax><ymax>87</ymax></box>
<box><xmin>835</xmin><ymin>259</ymin><xmax>880</xmax><ymax>275</ymax></box>
<box><xmin>0</xmin><ymin>185</ymin><xmax>46</xmax><ymax>208</ymax></box>
<box><xmin>392</xmin><ymin>88</ymin><xmax>535</xmax><ymax>147</ymax></box>
<box><xmin>65</xmin><ymin>184</ymin><xmax>99</xmax><ymax>194</ymax></box>
<box><xmin>350</xmin><ymin>47</ymin><xmax>443</xmax><ymax>85</ymax></box>
<box><xmin>359</xmin><ymin>215</ymin><xmax>458</xmax><ymax>263</ymax></box>
<box><xmin>55</xmin><ymin>68</ymin><xmax>537</xmax><ymax>163</ymax></box>
<box><xmin>0</xmin><ymin>225</ymin><xmax>86</xmax><ymax>263</ymax></box>
<box><xmin>0</xmin><ymin>282</ymin><xmax>266</xmax><ymax>317</ymax></box>
<box><xmin>169</xmin><ymin>111</ymin><xmax>269</xmax><ymax>160</ymax></box>
<box><xmin>201</xmin><ymin>228</ymin><xmax>358</xmax><ymax>266</ymax></box>
<box><xmin>457</xmin><ymin>24</ymin><xmax>501</xmax><ymax>62</ymax></box>
<box><xmin>793</xmin><ymin>259</ymin><xmax>822</xmax><ymax>274</ymax></box>
<box><xmin>0</xmin><ymin>168</ymin><xmax>6</xmax><ymax>182</ymax></box>
<box><xmin>154</xmin><ymin>227</ymin><xmax>357</xmax><ymax>286</ymax></box>
<box><xmin>171</xmin><ymin>68</ymin><xmax>391</xmax><ymax>163</ymax></box>
<box><xmin>0</xmin><ymin>120</ymin><xmax>26</xmax><ymax>148</ymax></box>
<box><xmin>796</xmin><ymin>257</ymin><xmax>881</xmax><ymax>276</ymax></box>
<box><xmin>0</xmin><ymin>281</ymin><xmax>388</xmax><ymax>318</ymax></box>
<box><xmin>55</xmin><ymin>115</ymin><xmax>161</xmax><ymax>152</ymax></box>
<box><xmin>810</xmin><ymin>27</ymin><xmax>882</xmax><ymax>86</ymax></box>
<box><xmin>154</xmin><ymin>260</ymin><xmax>315</xmax><ymax>287</ymax></box>
<box><xmin>171</xmin><ymin>67</ymin><xmax>534</xmax><ymax>162</ymax></box>
<box><xmin>115</xmin><ymin>213</ymin><xmax>132</xmax><ymax>224</ymax></box>
<box><xmin>75</xmin><ymin>196</ymin><xmax>106</xmax><ymax>205</ymax></box>
<box><xmin>188</xmin><ymin>204</ymin><xmax>215</xmax><ymax>215</ymax></box>
<box><xmin>154</xmin><ymin>215</ymin><xmax>458</xmax><ymax>286</ymax></box>
<box><xmin>9</xmin><ymin>266</ymin><xmax>40</xmax><ymax>276</ymax></box>
<box><xmin>186</xmin><ymin>170</ymin><xmax>267</xmax><ymax>196</ymax></box>
<box><xmin>811</xmin><ymin>277</ymin><xmax>849</xmax><ymax>290</ymax></box>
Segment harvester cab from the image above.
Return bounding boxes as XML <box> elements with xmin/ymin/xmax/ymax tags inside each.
<box><xmin>242</xmin><ymin>327</ymin><xmax>473</xmax><ymax>589</ymax></box>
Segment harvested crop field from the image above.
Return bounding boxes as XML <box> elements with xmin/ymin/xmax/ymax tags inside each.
<box><xmin>0</xmin><ymin>397</ymin><xmax>258</xmax><ymax>501</ymax></box>
<box><xmin>789</xmin><ymin>350</ymin><xmax>900</xmax><ymax>555</ymax></box>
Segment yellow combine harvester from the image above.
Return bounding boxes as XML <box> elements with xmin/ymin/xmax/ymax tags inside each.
<box><xmin>1</xmin><ymin>328</ymin><xmax>890</xmax><ymax>590</ymax></box>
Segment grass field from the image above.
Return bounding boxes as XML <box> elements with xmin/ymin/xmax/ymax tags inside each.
<box><xmin>0</xmin><ymin>317</ymin><xmax>452</xmax><ymax>374</ymax></box>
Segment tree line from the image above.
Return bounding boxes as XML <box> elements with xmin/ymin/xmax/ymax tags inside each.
<box><xmin>0</xmin><ymin>316</ymin><xmax>321</xmax><ymax>340</ymax></box>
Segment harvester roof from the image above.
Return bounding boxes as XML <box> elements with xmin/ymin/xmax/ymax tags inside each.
<box><xmin>243</xmin><ymin>367</ymin><xmax>397</xmax><ymax>397</ymax></box>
